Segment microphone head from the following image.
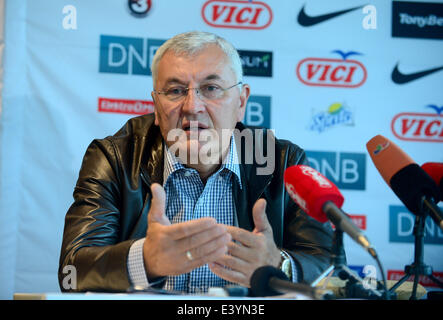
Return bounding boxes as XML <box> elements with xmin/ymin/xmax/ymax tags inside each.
<box><xmin>366</xmin><ymin>134</ymin><xmax>414</xmax><ymax>187</ymax></box>
<box><xmin>367</xmin><ymin>135</ymin><xmax>440</xmax><ymax>214</ymax></box>
<box><xmin>250</xmin><ymin>265</ymin><xmax>289</xmax><ymax>297</ymax></box>
<box><xmin>391</xmin><ymin>164</ymin><xmax>440</xmax><ymax>214</ymax></box>
<box><xmin>422</xmin><ymin>162</ymin><xmax>443</xmax><ymax>202</ymax></box>
<box><xmin>284</xmin><ymin>165</ymin><xmax>344</xmax><ymax>223</ymax></box>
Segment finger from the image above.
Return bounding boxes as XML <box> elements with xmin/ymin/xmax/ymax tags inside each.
<box><xmin>213</xmin><ymin>252</ymin><xmax>249</xmax><ymax>272</ymax></box>
<box><xmin>167</xmin><ymin>217</ymin><xmax>217</xmax><ymax>240</ymax></box>
<box><xmin>226</xmin><ymin>241</ymin><xmax>255</xmax><ymax>263</ymax></box>
<box><xmin>176</xmin><ymin>224</ymin><xmax>230</xmax><ymax>252</ymax></box>
<box><xmin>226</xmin><ymin>226</ymin><xmax>256</xmax><ymax>248</ymax></box>
<box><xmin>187</xmin><ymin>233</ymin><xmax>231</xmax><ymax>264</ymax></box>
<box><xmin>252</xmin><ymin>198</ymin><xmax>271</xmax><ymax>233</ymax></box>
<box><xmin>147</xmin><ymin>183</ymin><xmax>169</xmax><ymax>225</ymax></box>
<box><xmin>187</xmin><ymin>244</ymin><xmax>229</xmax><ymax>270</ymax></box>
<box><xmin>209</xmin><ymin>262</ymin><xmax>249</xmax><ymax>287</ymax></box>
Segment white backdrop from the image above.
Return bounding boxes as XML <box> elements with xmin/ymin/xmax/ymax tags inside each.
<box><xmin>0</xmin><ymin>0</ymin><xmax>442</xmax><ymax>299</ymax></box>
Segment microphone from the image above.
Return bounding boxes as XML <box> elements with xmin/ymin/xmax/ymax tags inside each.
<box><xmin>250</xmin><ymin>266</ymin><xmax>333</xmax><ymax>299</ymax></box>
<box><xmin>421</xmin><ymin>162</ymin><xmax>443</xmax><ymax>202</ymax></box>
<box><xmin>284</xmin><ymin>165</ymin><xmax>377</xmax><ymax>258</ymax></box>
<box><xmin>366</xmin><ymin>135</ymin><xmax>442</xmax><ymax>231</ymax></box>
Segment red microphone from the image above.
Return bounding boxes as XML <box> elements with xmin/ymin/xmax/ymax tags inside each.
<box><xmin>421</xmin><ymin>162</ymin><xmax>443</xmax><ymax>202</ymax></box>
<box><xmin>284</xmin><ymin>165</ymin><xmax>376</xmax><ymax>258</ymax></box>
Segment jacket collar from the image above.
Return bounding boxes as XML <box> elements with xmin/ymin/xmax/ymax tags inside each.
<box><xmin>139</xmin><ymin>115</ymin><xmax>274</xmax><ymax>231</ymax></box>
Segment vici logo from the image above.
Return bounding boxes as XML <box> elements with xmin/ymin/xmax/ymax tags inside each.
<box><xmin>202</xmin><ymin>0</ymin><xmax>273</xmax><ymax>30</ymax></box>
<box><xmin>296</xmin><ymin>50</ymin><xmax>367</xmax><ymax>88</ymax></box>
<box><xmin>391</xmin><ymin>105</ymin><xmax>443</xmax><ymax>143</ymax></box>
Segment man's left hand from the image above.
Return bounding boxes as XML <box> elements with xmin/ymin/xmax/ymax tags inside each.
<box><xmin>208</xmin><ymin>199</ymin><xmax>282</xmax><ymax>287</ymax></box>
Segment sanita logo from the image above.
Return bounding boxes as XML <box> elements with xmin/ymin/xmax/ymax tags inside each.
<box><xmin>308</xmin><ymin>102</ymin><xmax>354</xmax><ymax>133</ymax></box>
<box><xmin>296</xmin><ymin>50</ymin><xmax>367</xmax><ymax>88</ymax></box>
<box><xmin>391</xmin><ymin>104</ymin><xmax>443</xmax><ymax>143</ymax></box>
<box><xmin>202</xmin><ymin>0</ymin><xmax>273</xmax><ymax>30</ymax></box>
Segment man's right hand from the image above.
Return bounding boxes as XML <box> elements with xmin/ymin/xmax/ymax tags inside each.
<box><xmin>143</xmin><ymin>183</ymin><xmax>231</xmax><ymax>279</ymax></box>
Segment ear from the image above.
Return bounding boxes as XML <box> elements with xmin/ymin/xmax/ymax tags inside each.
<box><xmin>236</xmin><ymin>84</ymin><xmax>250</xmax><ymax>123</ymax></box>
<box><xmin>151</xmin><ymin>91</ymin><xmax>160</xmax><ymax>126</ymax></box>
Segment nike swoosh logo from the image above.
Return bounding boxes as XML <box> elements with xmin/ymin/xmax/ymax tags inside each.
<box><xmin>392</xmin><ymin>63</ymin><xmax>443</xmax><ymax>84</ymax></box>
<box><xmin>297</xmin><ymin>4</ymin><xmax>365</xmax><ymax>27</ymax></box>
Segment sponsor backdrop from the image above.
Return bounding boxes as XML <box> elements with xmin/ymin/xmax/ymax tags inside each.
<box><xmin>0</xmin><ymin>0</ymin><xmax>442</xmax><ymax>298</ymax></box>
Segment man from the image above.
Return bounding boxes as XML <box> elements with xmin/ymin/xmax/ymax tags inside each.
<box><xmin>59</xmin><ymin>31</ymin><xmax>333</xmax><ymax>294</ymax></box>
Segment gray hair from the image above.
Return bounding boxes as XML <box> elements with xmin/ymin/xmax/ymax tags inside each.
<box><xmin>151</xmin><ymin>31</ymin><xmax>243</xmax><ymax>85</ymax></box>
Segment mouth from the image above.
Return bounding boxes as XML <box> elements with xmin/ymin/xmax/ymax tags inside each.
<box><xmin>181</xmin><ymin>121</ymin><xmax>209</xmax><ymax>132</ymax></box>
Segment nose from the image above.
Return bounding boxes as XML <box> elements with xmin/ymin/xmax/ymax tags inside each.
<box><xmin>182</xmin><ymin>88</ymin><xmax>205</xmax><ymax>114</ymax></box>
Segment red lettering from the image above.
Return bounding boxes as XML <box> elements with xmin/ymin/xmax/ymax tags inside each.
<box><xmin>212</xmin><ymin>5</ymin><xmax>227</xmax><ymax>21</ymax></box>
<box><xmin>424</xmin><ymin>120</ymin><xmax>441</xmax><ymax>137</ymax></box>
<box><xmin>413</xmin><ymin>119</ymin><xmax>427</xmax><ymax>136</ymax></box>
<box><xmin>401</xmin><ymin>118</ymin><xmax>416</xmax><ymax>135</ymax></box>
<box><xmin>236</xmin><ymin>7</ymin><xmax>252</xmax><ymax>24</ymax></box>
<box><xmin>344</xmin><ymin>66</ymin><xmax>357</xmax><ymax>83</ymax></box>
<box><xmin>307</xmin><ymin>64</ymin><xmax>322</xmax><ymax>80</ymax></box>
<box><xmin>330</xmin><ymin>66</ymin><xmax>346</xmax><ymax>82</ymax></box>
<box><xmin>223</xmin><ymin>6</ymin><xmax>236</xmax><ymax>23</ymax></box>
<box><xmin>250</xmin><ymin>8</ymin><xmax>263</xmax><ymax>24</ymax></box>
<box><xmin>318</xmin><ymin>65</ymin><xmax>331</xmax><ymax>81</ymax></box>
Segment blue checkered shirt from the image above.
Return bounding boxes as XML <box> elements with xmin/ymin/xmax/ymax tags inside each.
<box><xmin>127</xmin><ymin>136</ymin><xmax>298</xmax><ymax>293</ymax></box>
<box><xmin>128</xmin><ymin>136</ymin><xmax>241</xmax><ymax>293</ymax></box>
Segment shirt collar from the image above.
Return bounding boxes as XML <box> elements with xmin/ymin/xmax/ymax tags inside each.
<box><xmin>163</xmin><ymin>135</ymin><xmax>242</xmax><ymax>189</ymax></box>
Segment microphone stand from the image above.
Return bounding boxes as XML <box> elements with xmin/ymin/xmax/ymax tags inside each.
<box><xmin>388</xmin><ymin>198</ymin><xmax>443</xmax><ymax>300</ymax></box>
<box><xmin>311</xmin><ymin>229</ymin><xmax>386</xmax><ymax>299</ymax></box>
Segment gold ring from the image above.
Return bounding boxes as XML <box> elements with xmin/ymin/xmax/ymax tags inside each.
<box><xmin>186</xmin><ymin>250</ymin><xmax>193</xmax><ymax>261</ymax></box>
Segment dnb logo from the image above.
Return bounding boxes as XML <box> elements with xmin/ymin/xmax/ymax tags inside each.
<box><xmin>296</xmin><ymin>50</ymin><xmax>367</xmax><ymax>88</ymax></box>
<box><xmin>305</xmin><ymin>151</ymin><xmax>366</xmax><ymax>190</ymax></box>
<box><xmin>244</xmin><ymin>95</ymin><xmax>271</xmax><ymax>129</ymax></box>
<box><xmin>389</xmin><ymin>205</ymin><xmax>443</xmax><ymax>244</ymax></box>
<box><xmin>202</xmin><ymin>0</ymin><xmax>273</xmax><ymax>30</ymax></box>
<box><xmin>391</xmin><ymin>105</ymin><xmax>443</xmax><ymax>143</ymax></box>
<box><xmin>99</xmin><ymin>35</ymin><xmax>165</xmax><ymax>76</ymax></box>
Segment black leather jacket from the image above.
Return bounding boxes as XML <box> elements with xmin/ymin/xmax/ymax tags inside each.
<box><xmin>59</xmin><ymin>114</ymin><xmax>333</xmax><ymax>292</ymax></box>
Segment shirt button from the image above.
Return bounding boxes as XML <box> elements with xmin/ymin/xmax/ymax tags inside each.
<box><xmin>184</xmin><ymin>171</ymin><xmax>191</xmax><ymax>177</ymax></box>
<box><xmin>218</xmin><ymin>176</ymin><xmax>224</xmax><ymax>182</ymax></box>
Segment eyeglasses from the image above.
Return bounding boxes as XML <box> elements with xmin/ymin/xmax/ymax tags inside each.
<box><xmin>153</xmin><ymin>82</ymin><xmax>242</xmax><ymax>102</ymax></box>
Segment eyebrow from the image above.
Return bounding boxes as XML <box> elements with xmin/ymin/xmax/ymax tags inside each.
<box><xmin>164</xmin><ymin>74</ymin><xmax>223</xmax><ymax>86</ymax></box>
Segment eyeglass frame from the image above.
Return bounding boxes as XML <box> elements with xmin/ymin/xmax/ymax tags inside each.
<box><xmin>153</xmin><ymin>81</ymin><xmax>243</xmax><ymax>102</ymax></box>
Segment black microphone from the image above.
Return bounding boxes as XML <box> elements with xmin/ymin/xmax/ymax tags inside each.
<box><xmin>391</xmin><ymin>164</ymin><xmax>443</xmax><ymax>231</ymax></box>
<box><xmin>367</xmin><ymin>135</ymin><xmax>443</xmax><ymax>231</ymax></box>
<box><xmin>250</xmin><ymin>266</ymin><xmax>333</xmax><ymax>300</ymax></box>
